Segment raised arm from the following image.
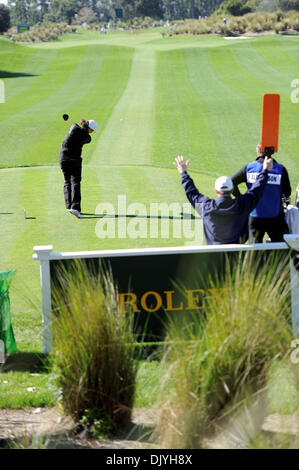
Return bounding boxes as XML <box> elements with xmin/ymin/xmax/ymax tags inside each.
<box><xmin>173</xmin><ymin>155</ymin><xmax>210</xmax><ymax>207</ymax></box>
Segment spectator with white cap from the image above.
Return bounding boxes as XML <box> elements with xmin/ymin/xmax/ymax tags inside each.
<box><xmin>60</xmin><ymin>118</ymin><xmax>98</xmax><ymax>219</ymax></box>
<box><xmin>173</xmin><ymin>155</ymin><xmax>273</xmax><ymax>245</ymax></box>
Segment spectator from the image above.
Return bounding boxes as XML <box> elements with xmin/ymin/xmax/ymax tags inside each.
<box><xmin>173</xmin><ymin>155</ymin><xmax>273</xmax><ymax>245</ymax></box>
<box><xmin>231</xmin><ymin>142</ymin><xmax>291</xmax><ymax>243</ymax></box>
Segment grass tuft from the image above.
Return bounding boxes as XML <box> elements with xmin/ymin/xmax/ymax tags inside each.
<box><xmin>51</xmin><ymin>261</ymin><xmax>138</xmax><ymax>434</ymax></box>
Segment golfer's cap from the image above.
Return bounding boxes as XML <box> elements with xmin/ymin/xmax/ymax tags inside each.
<box><xmin>215</xmin><ymin>176</ymin><xmax>233</xmax><ymax>193</ymax></box>
<box><xmin>87</xmin><ymin>120</ymin><xmax>98</xmax><ymax>133</ymax></box>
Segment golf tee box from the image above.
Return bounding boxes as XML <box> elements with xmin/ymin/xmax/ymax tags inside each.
<box><xmin>260</xmin><ymin>93</ymin><xmax>280</xmax><ymax>156</ymax></box>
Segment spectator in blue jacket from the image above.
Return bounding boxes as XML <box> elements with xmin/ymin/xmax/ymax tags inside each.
<box><xmin>173</xmin><ymin>155</ymin><xmax>273</xmax><ymax>245</ymax></box>
<box><xmin>231</xmin><ymin>142</ymin><xmax>291</xmax><ymax>243</ymax></box>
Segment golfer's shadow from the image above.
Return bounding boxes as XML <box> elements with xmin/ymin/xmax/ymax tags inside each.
<box><xmin>0</xmin><ymin>71</ymin><xmax>38</xmax><ymax>79</ymax></box>
<box><xmin>81</xmin><ymin>212</ymin><xmax>196</xmax><ymax>220</ymax></box>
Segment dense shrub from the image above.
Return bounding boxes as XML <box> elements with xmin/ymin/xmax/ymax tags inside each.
<box><xmin>4</xmin><ymin>11</ymin><xmax>299</xmax><ymax>42</ymax></box>
<box><xmin>4</xmin><ymin>22</ymin><xmax>77</xmax><ymax>43</ymax></box>
<box><xmin>170</xmin><ymin>10</ymin><xmax>299</xmax><ymax>36</ymax></box>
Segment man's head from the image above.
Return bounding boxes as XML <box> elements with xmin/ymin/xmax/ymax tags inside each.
<box><xmin>215</xmin><ymin>176</ymin><xmax>233</xmax><ymax>197</ymax></box>
<box><xmin>80</xmin><ymin>119</ymin><xmax>98</xmax><ymax>134</ymax></box>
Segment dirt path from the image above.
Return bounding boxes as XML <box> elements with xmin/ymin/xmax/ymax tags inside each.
<box><xmin>0</xmin><ymin>407</ymin><xmax>160</xmax><ymax>449</ymax></box>
<box><xmin>2</xmin><ymin>406</ymin><xmax>298</xmax><ymax>449</ymax></box>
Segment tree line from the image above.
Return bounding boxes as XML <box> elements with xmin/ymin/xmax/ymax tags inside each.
<box><xmin>2</xmin><ymin>0</ymin><xmax>230</xmax><ymax>27</ymax></box>
<box><xmin>1</xmin><ymin>0</ymin><xmax>299</xmax><ymax>32</ymax></box>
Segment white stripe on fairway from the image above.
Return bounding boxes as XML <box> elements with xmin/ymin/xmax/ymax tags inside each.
<box><xmin>90</xmin><ymin>49</ymin><xmax>155</xmax><ymax>167</ymax></box>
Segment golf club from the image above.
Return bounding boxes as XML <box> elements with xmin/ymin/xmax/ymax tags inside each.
<box><xmin>62</xmin><ymin>113</ymin><xmax>71</xmax><ymax>126</ymax></box>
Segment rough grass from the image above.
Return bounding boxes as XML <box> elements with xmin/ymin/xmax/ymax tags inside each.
<box><xmin>0</xmin><ymin>371</ymin><xmax>57</xmax><ymax>408</ymax></box>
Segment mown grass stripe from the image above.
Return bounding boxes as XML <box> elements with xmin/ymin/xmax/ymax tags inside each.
<box><xmin>251</xmin><ymin>37</ymin><xmax>299</xmax><ymax>79</ymax></box>
<box><xmin>90</xmin><ymin>49</ymin><xmax>156</xmax><ymax>167</ymax></box>
<box><xmin>234</xmin><ymin>38</ymin><xmax>298</xmax><ymax>89</ymax></box>
<box><xmin>0</xmin><ymin>44</ymin><xmax>59</xmax><ymax>103</ymax></box>
<box><xmin>152</xmin><ymin>48</ymin><xmax>224</xmax><ymax>176</ymax></box>
<box><xmin>0</xmin><ymin>44</ymin><xmax>134</xmax><ymax>168</ymax></box>
<box><xmin>0</xmin><ymin>169</ymin><xmax>25</xmax><ymax>268</ymax></box>
<box><xmin>0</xmin><ymin>47</ymin><xmax>82</xmax><ymax>122</ymax></box>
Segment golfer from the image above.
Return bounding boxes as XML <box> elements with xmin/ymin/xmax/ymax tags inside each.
<box><xmin>60</xmin><ymin>119</ymin><xmax>98</xmax><ymax>218</ymax></box>
<box><xmin>173</xmin><ymin>155</ymin><xmax>273</xmax><ymax>245</ymax></box>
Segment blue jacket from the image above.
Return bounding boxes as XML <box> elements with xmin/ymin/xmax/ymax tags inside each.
<box><xmin>246</xmin><ymin>160</ymin><xmax>283</xmax><ymax>218</ymax></box>
<box><xmin>181</xmin><ymin>169</ymin><xmax>268</xmax><ymax>245</ymax></box>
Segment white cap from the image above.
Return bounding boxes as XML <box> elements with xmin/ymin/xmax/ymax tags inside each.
<box><xmin>87</xmin><ymin>120</ymin><xmax>98</xmax><ymax>133</ymax></box>
<box><xmin>215</xmin><ymin>176</ymin><xmax>233</xmax><ymax>194</ymax></box>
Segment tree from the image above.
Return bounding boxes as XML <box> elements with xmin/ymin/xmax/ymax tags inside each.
<box><xmin>27</xmin><ymin>0</ymin><xmax>43</xmax><ymax>23</ymax></box>
<box><xmin>0</xmin><ymin>4</ymin><xmax>10</xmax><ymax>32</ymax></box>
<box><xmin>8</xmin><ymin>0</ymin><xmax>29</xmax><ymax>24</ymax></box>
<box><xmin>279</xmin><ymin>0</ymin><xmax>299</xmax><ymax>10</ymax></box>
<box><xmin>136</xmin><ymin>0</ymin><xmax>164</xmax><ymax>18</ymax></box>
<box><xmin>45</xmin><ymin>0</ymin><xmax>83</xmax><ymax>24</ymax></box>
<box><xmin>95</xmin><ymin>0</ymin><xmax>114</xmax><ymax>21</ymax></box>
<box><xmin>39</xmin><ymin>0</ymin><xmax>50</xmax><ymax>17</ymax></box>
<box><xmin>257</xmin><ymin>0</ymin><xmax>280</xmax><ymax>11</ymax></box>
<box><xmin>197</xmin><ymin>0</ymin><xmax>226</xmax><ymax>16</ymax></box>
<box><xmin>72</xmin><ymin>6</ymin><xmax>98</xmax><ymax>24</ymax></box>
<box><xmin>216</xmin><ymin>0</ymin><xmax>252</xmax><ymax>16</ymax></box>
<box><xmin>119</xmin><ymin>0</ymin><xmax>138</xmax><ymax>20</ymax></box>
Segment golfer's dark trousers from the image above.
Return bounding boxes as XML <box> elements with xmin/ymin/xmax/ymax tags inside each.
<box><xmin>60</xmin><ymin>159</ymin><xmax>82</xmax><ymax>212</ymax></box>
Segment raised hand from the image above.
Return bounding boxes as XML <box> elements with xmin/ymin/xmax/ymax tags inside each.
<box><xmin>173</xmin><ymin>155</ymin><xmax>190</xmax><ymax>174</ymax></box>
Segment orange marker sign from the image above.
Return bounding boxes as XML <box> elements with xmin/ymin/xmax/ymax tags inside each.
<box><xmin>260</xmin><ymin>94</ymin><xmax>280</xmax><ymax>155</ymax></box>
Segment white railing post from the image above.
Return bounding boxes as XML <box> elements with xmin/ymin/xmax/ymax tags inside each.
<box><xmin>33</xmin><ymin>246</ymin><xmax>53</xmax><ymax>354</ymax></box>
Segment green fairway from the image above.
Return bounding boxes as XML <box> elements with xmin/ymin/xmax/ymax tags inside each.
<box><xmin>0</xmin><ymin>29</ymin><xmax>299</xmax><ymax>353</ymax></box>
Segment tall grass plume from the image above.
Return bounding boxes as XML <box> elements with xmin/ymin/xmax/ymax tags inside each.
<box><xmin>51</xmin><ymin>261</ymin><xmax>137</xmax><ymax>434</ymax></box>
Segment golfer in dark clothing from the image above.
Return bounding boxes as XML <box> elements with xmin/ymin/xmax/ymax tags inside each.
<box><xmin>60</xmin><ymin>119</ymin><xmax>98</xmax><ymax>218</ymax></box>
<box><xmin>231</xmin><ymin>143</ymin><xmax>291</xmax><ymax>243</ymax></box>
<box><xmin>173</xmin><ymin>155</ymin><xmax>273</xmax><ymax>245</ymax></box>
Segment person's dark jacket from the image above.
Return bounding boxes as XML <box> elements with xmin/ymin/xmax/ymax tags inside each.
<box><xmin>60</xmin><ymin>123</ymin><xmax>91</xmax><ymax>163</ymax></box>
<box><xmin>181</xmin><ymin>169</ymin><xmax>269</xmax><ymax>245</ymax></box>
<box><xmin>231</xmin><ymin>157</ymin><xmax>291</xmax><ymax>200</ymax></box>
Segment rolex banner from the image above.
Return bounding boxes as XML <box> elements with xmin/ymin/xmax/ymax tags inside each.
<box><xmin>50</xmin><ymin>248</ymin><xmax>289</xmax><ymax>342</ymax></box>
